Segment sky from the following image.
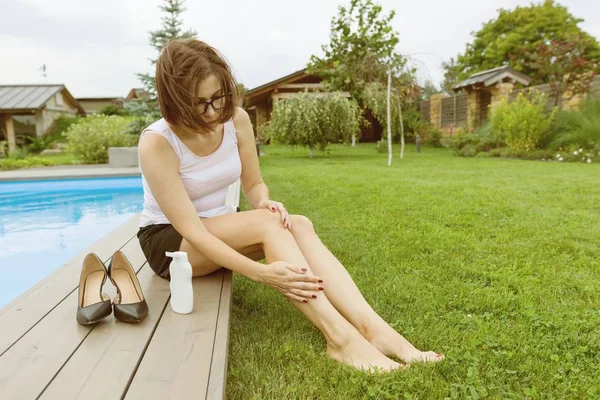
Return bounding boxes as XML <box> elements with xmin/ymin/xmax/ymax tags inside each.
<box><xmin>1</xmin><ymin>0</ymin><xmax>599</xmax><ymax>98</ymax></box>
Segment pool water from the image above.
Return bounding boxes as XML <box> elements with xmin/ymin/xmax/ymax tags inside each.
<box><xmin>0</xmin><ymin>177</ymin><xmax>143</xmax><ymax>308</ymax></box>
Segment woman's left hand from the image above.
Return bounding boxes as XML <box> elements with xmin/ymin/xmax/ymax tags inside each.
<box><xmin>259</xmin><ymin>200</ymin><xmax>291</xmax><ymax>230</ymax></box>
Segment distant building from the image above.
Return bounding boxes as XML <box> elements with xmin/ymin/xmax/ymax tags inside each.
<box><xmin>0</xmin><ymin>84</ymin><xmax>85</xmax><ymax>152</ymax></box>
<box><xmin>76</xmin><ymin>97</ymin><xmax>124</xmax><ymax>114</ymax></box>
<box><xmin>244</xmin><ymin>69</ymin><xmax>383</xmax><ymax>142</ymax></box>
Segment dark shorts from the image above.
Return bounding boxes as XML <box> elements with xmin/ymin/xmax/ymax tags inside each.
<box><xmin>137</xmin><ymin>223</ymin><xmax>183</xmax><ymax>281</ymax></box>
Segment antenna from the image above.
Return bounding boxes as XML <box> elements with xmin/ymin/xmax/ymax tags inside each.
<box><xmin>40</xmin><ymin>64</ymin><xmax>47</xmax><ymax>83</ymax></box>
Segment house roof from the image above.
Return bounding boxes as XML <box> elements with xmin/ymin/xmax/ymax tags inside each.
<box><xmin>452</xmin><ymin>66</ymin><xmax>532</xmax><ymax>91</ymax></box>
<box><xmin>245</xmin><ymin>68</ymin><xmax>309</xmax><ymax>99</ymax></box>
<box><xmin>125</xmin><ymin>88</ymin><xmax>148</xmax><ymax>102</ymax></box>
<box><xmin>0</xmin><ymin>84</ymin><xmax>85</xmax><ymax>114</ymax></box>
<box><xmin>77</xmin><ymin>97</ymin><xmax>123</xmax><ymax>102</ymax></box>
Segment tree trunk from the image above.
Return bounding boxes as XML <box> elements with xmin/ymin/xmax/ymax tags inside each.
<box><xmin>398</xmin><ymin>102</ymin><xmax>405</xmax><ymax>159</ymax></box>
<box><xmin>352</xmin><ymin>135</ymin><xmax>356</xmax><ymax>147</ymax></box>
<box><xmin>387</xmin><ymin>69</ymin><xmax>392</xmax><ymax>166</ymax></box>
<box><xmin>309</xmin><ymin>147</ymin><xmax>315</xmax><ymax>158</ymax></box>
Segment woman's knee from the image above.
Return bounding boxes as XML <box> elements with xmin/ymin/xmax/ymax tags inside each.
<box><xmin>247</xmin><ymin>209</ymin><xmax>286</xmax><ymax>234</ymax></box>
<box><xmin>290</xmin><ymin>214</ymin><xmax>315</xmax><ymax>234</ymax></box>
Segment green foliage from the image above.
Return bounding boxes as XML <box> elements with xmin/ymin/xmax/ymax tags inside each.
<box><xmin>137</xmin><ymin>0</ymin><xmax>197</xmax><ymax>109</ymax></box>
<box><xmin>63</xmin><ymin>115</ymin><xmax>138</xmax><ymax>164</ymax></box>
<box><xmin>0</xmin><ymin>157</ymin><xmax>52</xmax><ymax>171</ymax></box>
<box><xmin>426</xmin><ymin>128</ymin><xmax>443</xmax><ymax>148</ymax></box>
<box><xmin>25</xmin><ymin>136</ymin><xmax>53</xmax><ymax>154</ymax></box>
<box><xmin>441</xmin><ymin>57</ymin><xmax>460</xmax><ymax>94</ymax></box>
<box><xmin>7</xmin><ymin>147</ymin><xmax>30</xmax><ymax>160</ymax></box>
<box><xmin>264</xmin><ymin>93</ymin><xmax>361</xmax><ymax>155</ymax></box>
<box><xmin>99</xmin><ymin>104</ymin><xmax>125</xmax><ymax>116</ymax></box>
<box><xmin>448</xmin><ymin>0</ymin><xmax>600</xmax><ymax>84</ymax></box>
<box><xmin>490</xmin><ymin>92</ymin><xmax>556</xmax><ymax>151</ymax></box>
<box><xmin>518</xmin><ymin>34</ymin><xmax>598</xmax><ymax>105</ymax></box>
<box><xmin>0</xmin><ymin>141</ymin><xmax>7</xmax><ymax>158</ymax></box>
<box><xmin>307</xmin><ymin>0</ymin><xmax>407</xmax><ymax>101</ymax></box>
<box><xmin>46</xmin><ymin>115</ymin><xmax>83</xmax><ymax>139</ymax></box>
<box><xmin>552</xmin><ymin>97</ymin><xmax>600</xmax><ymax>150</ymax></box>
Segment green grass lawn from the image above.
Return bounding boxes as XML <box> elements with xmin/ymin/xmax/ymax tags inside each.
<box><xmin>37</xmin><ymin>152</ymin><xmax>78</xmax><ymax>165</ymax></box>
<box><xmin>227</xmin><ymin>144</ymin><xmax>600</xmax><ymax>399</ymax></box>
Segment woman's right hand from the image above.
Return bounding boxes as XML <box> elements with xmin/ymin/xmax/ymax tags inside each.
<box><xmin>257</xmin><ymin>261</ymin><xmax>324</xmax><ymax>303</ymax></box>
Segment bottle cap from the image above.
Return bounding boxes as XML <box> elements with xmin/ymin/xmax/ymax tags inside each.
<box><xmin>165</xmin><ymin>251</ymin><xmax>189</xmax><ymax>262</ymax></box>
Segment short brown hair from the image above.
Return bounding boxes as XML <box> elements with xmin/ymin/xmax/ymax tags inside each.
<box><xmin>155</xmin><ymin>39</ymin><xmax>240</xmax><ymax>133</ymax></box>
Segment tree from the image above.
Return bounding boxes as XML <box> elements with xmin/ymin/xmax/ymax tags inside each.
<box><xmin>441</xmin><ymin>57</ymin><xmax>460</xmax><ymax>94</ymax></box>
<box><xmin>518</xmin><ymin>33</ymin><xmax>598</xmax><ymax>106</ymax></box>
<box><xmin>446</xmin><ymin>0</ymin><xmax>600</xmax><ymax>85</ymax></box>
<box><xmin>308</xmin><ymin>0</ymin><xmax>414</xmax><ymax>162</ymax></box>
<box><xmin>137</xmin><ymin>0</ymin><xmax>197</xmax><ymax>110</ymax></box>
<box><xmin>264</xmin><ymin>93</ymin><xmax>362</xmax><ymax>157</ymax></box>
<box><xmin>420</xmin><ymin>79</ymin><xmax>441</xmax><ymax>100</ymax></box>
<box><xmin>307</xmin><ymin>0</ymin><xmax>406</xmax><ymax>100</ymax></box>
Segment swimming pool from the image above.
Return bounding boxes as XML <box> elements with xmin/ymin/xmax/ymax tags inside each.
<box><xmin>0</xmin><ymin>176</ymin><xmax>143</xmax><ymax>308</ymax></box>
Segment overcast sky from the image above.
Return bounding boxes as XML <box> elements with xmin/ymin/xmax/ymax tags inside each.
<box><xmin>1</xmin><ymin>0</ymin><xmax>598</xmax><ymax>98</ymax></box>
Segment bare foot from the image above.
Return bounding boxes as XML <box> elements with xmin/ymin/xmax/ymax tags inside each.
<box><xmin>327</xmin><ymin>330</ymin><xmax>405</xmax><ymax>373</ymax></box>
<box><xmin>363</xmin><ymin>322</ymin><xmax>445</xmax><ymax>365</ymax></box>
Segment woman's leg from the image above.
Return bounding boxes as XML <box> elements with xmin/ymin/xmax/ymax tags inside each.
<box><xmin>180</xmin><ymin>209</ymin><xmax>402</xmax><ymax>372</ymax></box>
<box><xmin>288</xmin><ymin>215</ymin><xmax>444</xmax><ymax>364</ymax></box>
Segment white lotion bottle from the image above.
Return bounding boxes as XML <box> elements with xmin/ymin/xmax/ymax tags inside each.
<box><xmin>165</xmin><ymin>251</ymin><xmax>194</xmax><ymax>314</ymax></box>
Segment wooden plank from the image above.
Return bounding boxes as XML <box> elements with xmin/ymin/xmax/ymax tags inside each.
<box><xmin>124</xmin><ymin>270</ymin><xmax>225</xmax><ymax>400</ymax></box>
<box><xmin>0</xmin><ymin>236</ymin><xmax>145</xmax><ymax>400</ymax></box>
<box><xmin>0</xmin><ymin>214</ymin><xmax>140</xmax><ymax>356</ymax></box>
<box><xmin>38</xmin><ymin>242</ymin><xmax>171</xmax><ymax>400</ymax></box>
<box><xmin>206</xmin><ymin>269</ymin><xmax>232</xmax><ymax>400</ymax></box>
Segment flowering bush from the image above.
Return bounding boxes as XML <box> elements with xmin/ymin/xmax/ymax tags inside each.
<box><xmin>490</xmin><ymin>91</ymin><xmax>556</xmax><ymax>151</ymax></box>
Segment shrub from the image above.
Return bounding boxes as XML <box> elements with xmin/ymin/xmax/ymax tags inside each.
<box><xmin>264</xmin><ymin>92</ymin><xmax>361</xmax><ymax>156</ymax></box>
<box><xmin>552</xmin><ymin>97</ymin><xmax>600</xmax><ymax>150</ymax></box>
<box><xmin>46</xmin><ymin>115</ymin><xmax>83</xmax><ymax>139</ymax></box>
<box><xmin>99</xmin><ymin>104</ymin><xmax>125</xmax><ymax>116</ymax></box>
<box><xmin>0</xmin><ymin>157</ymin><xmax>52</xmax><ymax>171</ymax></box>
<box><xmin>26</xmin><ymin>136</ymin><xmax>54</xmax><ymax>154</ymax></box>
<box><xmin>490</xmin><ymin>91</ymin><xmax>556</xmax><ymax>151</ymax></box>
<box><xmin>7</xmin><ymin>147</ymin><xmax>30</xmax><ymax>160</ymax></box>
<box><xmin>63</xmin><ymin>115</ymin><xmax>138</xmax><ymax>164</ymax></box>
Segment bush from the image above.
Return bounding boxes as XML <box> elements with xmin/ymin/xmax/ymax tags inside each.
<box><xmin>26</xmin><ymin>136</ymin><xmax>54</xmax><ymax>154</ymax></box>
<box><xmin>264</xmin><ymin>92</ymin><xmax>361</xmax><ymax>156</ymax></box>
<box><xmin>0</xmin><ymin>141</ymin><xmax>6</xmax><ymax>158</ymax></box>
<box><xmin>63</xmin><ymin>115</ymin><xmax>138</xmax><ymax>164</ymax></box>
<box><xmin>99</xmin><ymin>104</ymin><xmax>125</xmax><ymax>116</ymax></box>
<box><xmin>0</xmin><ymin>157</ymin><xmax>52</xmax><ymax>171</ymax></box>
<box><xmin>46</xmin><ymin>115</ymin><xmax>83</xmax><ymax>140</ymax></box>
<box><xmin>552</xmin><ymin>97</ymin><xmax>600</xmax><ymax>150</ymax></box>
<box><xmin>456</xmin><ymin>144</ymin><xmax>478</xmax><ymax>157</ymax></box>
<box><xmin>490</xmin><ymin>91</ymin><xmax>556</xmax><ymax>151</ymax></box>
<box><xmin>7</xmin><ymin>147</ymin><xmax>30</xmax><ymax>160</ymax></box>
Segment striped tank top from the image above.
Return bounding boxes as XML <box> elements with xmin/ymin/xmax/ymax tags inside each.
<box><xmin>138</xmin><ymin>118</ymin><xmax>242</xmax><ymax>227</ymax></box>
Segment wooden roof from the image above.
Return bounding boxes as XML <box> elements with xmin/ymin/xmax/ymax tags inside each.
<box><xmin>452</xmin><ymin>66</ymin><xmax>531</xmax><ymax>92</ymax></box>
<box><xmin>0</xmin><ymin>84</ymin><xmax>86</xmax><ymax>114</ymax></box>
<box><xmin>244</xmin><ymin>68</ymin><xmax>322</xmax><ymax>107</ymax></box>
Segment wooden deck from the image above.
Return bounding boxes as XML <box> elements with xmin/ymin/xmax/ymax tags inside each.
<box><xmin>0</xmin><ymin>180</ymin><xmax>241</xmax><ymax>400</ymax></box>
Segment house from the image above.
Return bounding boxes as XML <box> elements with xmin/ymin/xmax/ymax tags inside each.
<box><xmin>243</xmin><ymin>68</ymin><xmax>383</xmax><ymax>142</ymax></box>
<box><xmin>125</xmin><ymin>88</ymin><xmax>149</xmax><ymax>102</ymax></box>
<box><xmin>0</xmin><ymin>84</ymin><xmax>86</xmax><ymax>152</ymax></box>
<box><xmin>76</xmin><ymin>97</ymin><xmax>124</xmax><ymax>114</ymax></box>
<box><xmin>452</xmin><ymin>65</ymin><xmax>532</xmax><ymax>126</ymax></box>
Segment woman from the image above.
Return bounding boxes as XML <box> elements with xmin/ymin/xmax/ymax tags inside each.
<box><xmin>137</xmin><ymin>38</ymin><xmax>444</xmax><ymax>372</ymax></box>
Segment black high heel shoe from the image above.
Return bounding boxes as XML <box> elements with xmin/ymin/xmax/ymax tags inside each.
<box><xmin>108</xmin><ymin>250</ymin><xmax>148</xmax><ymax>323</ymax></box>
<box><xmin>76</xmin><ymin>253</ymin><xmax>113</xmax><ymax>325</ymax></box>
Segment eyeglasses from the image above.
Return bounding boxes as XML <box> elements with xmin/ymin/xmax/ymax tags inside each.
<box><xmin>194</xmin><ymin>93</ymin><xmax>231</xmax><ymax>115</ymax></box>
